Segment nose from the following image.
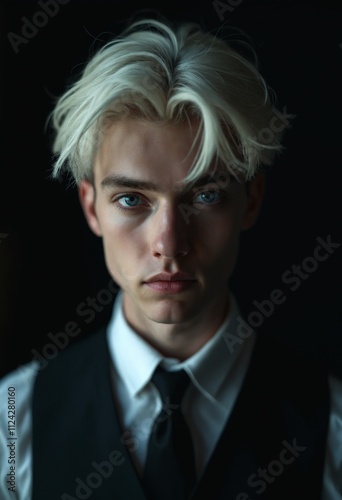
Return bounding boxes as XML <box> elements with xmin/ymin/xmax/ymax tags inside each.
<box><xmin>150</xmin><ymin>201</ymin><xmax>190</xmax><ymax>260</ymax></box>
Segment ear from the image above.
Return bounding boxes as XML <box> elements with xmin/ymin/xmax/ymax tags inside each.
<box><xmin>241</xmin><ymin>171</ymin><xmax>265</xmax><ymax>230</ymax></box>
<box><xmin>78</xmin><ymin>180</ymin><xmax>102</xmax><ymax>237</ymax></box>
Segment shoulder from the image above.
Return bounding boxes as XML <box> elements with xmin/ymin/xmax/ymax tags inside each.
<box><xmin>0</xmin><ymin>361</ymin><xmax>38</xmax><ymax>416</ymax></box>
<box><xmin>0</xmin><ymin>361</ymin><xmax>38</xmax><ymax>500</ymax></box>
<box><xmin>39</xmin><ymin>326</ymin><xmax>108</xmax><ymax>371</ymax></box>
<box><xmin>31</xmin><ymin>327</ymin><xmax>109</xmax><ymax>405</ymax></box>
<box><xmin>0</xmin><ymin>327</ymin><xmax>109</xmax><ymax>407</ymax></box>
<box><xmin>0</xmin><ymin>360</ymin><xmax>39</xmax><ymax>414</ymax></box>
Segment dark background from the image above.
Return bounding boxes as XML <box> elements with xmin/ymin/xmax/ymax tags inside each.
<box><xmin>1</xmin><ymin>0</ymin><xmax>341</xmax><ymax>379</ymax></box>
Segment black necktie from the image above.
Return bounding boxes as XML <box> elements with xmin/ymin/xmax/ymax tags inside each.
<box><xmin>143</xmin><ymin>366</ymin><xmax>197</xmax><ymax>500</ymax></box>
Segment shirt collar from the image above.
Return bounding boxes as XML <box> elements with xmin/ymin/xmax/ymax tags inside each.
<box><xmin>107</xmin><ymin>291</ymin><xmax>254</xmax><ymax>404</ymax></box>
<box><xmin>179</xmin><ymin>293</ymin><xmax>251</xmax><ymax>404</ymax></box>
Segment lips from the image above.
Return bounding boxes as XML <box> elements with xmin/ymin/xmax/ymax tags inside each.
<box><xmin>144</xmin><ymin>272</ymin><xmax>196</xmax><ymax>293</ymax></box>
<box><xmin>145</xmin><ymin>272</ymin><xmax>196</xmax><ymax>283</ymax></box>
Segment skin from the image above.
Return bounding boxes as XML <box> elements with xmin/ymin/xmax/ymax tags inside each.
<box><xmin>78</xmin><ymin>118</ymin><xmax>265</xmax><ymax>360</ymax></box>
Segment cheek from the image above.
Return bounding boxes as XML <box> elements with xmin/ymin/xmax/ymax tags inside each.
<box><xmin>192</xmin><ymin>211</ymin><xmax>244</xmax><ymax>283</ymax></box>
<box><xmin>195</xmin><ymin>212</ymin><xmax>241</xmax><ymax>257</ymax></box>
<box><xmin>98</xmin><ymin>211</ymin><xmax>147</xmax><ymax>283</ymax></box>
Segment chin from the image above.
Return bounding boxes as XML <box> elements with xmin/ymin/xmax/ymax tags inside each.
<box><xmin>143</xmin><ymin>298</ymin><xmax>201</xmax><ymax>325</ymax></box>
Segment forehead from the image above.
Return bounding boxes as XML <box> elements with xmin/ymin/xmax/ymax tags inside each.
<box><xmin>93</xmin><ymin>118</ymin><xmax>208</xmax><ymax>189</ymax></box>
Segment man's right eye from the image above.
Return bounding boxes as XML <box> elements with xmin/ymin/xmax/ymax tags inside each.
<box><xmin>112</xmin><ymin>193</ymin><xmax>150</xmax><ymax>212</ymax></box>
<box><xmin>117</xmin><ymin>195</ymin><xmax>141</xmax><ymax>208</ymax></box>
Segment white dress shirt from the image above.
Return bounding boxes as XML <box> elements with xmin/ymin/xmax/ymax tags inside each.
<box><xmin>107</xmin><ymin>291</ymin><xmax>256</xmax><ymax>478</ymax></box>
<box><xmin>0</xmin><ymin>291</ymin><xmax>341</xmax><ymax>499</ymax></box>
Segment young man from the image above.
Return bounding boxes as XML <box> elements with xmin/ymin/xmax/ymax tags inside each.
<box><xmin>0</xmin><ymin>16</ymin><xmax>341</xmax><ymax>500</ymax></box>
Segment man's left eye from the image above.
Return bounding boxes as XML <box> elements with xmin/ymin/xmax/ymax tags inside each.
<box><xmin>194</xmin><ymin>190</ymin><xmax>222</xmax><ymax>204</ymax></box>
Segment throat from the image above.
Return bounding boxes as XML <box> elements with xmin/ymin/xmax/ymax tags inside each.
<box><xmin>123</xmin><ymin>293</ymin><xmax>231</xmax><ymax>361</ymax></box>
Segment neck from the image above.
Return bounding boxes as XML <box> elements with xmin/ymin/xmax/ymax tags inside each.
<box><xmin>122</xmin><ymin>292</ymin><xmax>231</xmax><ymax>361</ymax></box>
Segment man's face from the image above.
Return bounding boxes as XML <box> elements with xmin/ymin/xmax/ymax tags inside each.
<box><xmin>79</xmin><ymin>119</ymin><xmax>264</xmax><ymax>332</ymax></box>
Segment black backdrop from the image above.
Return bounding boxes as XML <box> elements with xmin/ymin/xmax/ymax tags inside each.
<box><xmin>1</xmin><ymin>0</ymin><xmax>341</xmax><ymax>379</ymax></box>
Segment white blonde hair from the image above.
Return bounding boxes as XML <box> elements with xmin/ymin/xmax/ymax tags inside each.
<box><xmin>48</xmin><ymin>17</ymin><xmax>289</xmax><ymax>185</ymax></box>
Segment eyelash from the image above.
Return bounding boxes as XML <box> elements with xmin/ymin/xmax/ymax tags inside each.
<box><xmin>112</xmin><ymin>190</ymin><xmax>227</xmax><ymax>212</ymax></box>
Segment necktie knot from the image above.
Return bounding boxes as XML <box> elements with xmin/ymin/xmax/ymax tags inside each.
<box><xmin>151</xmin><ymin>367</ymin><xmax>190</xmax><ymax>406</ymax></box>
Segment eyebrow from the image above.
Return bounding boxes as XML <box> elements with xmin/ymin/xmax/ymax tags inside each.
<box><xmin>101</xmin><ymin>175</ymin><xmax>159</xmax><ymax>192</ymax></box>
<box><xmin>191</xmin><ymin>173</ymin><xmax>232</xmax><ymax>189</ymax></box>
<box><xmin>100</xmin><ymin>173</ymin><xmax>233</xmax><ymax>193</ymax></box>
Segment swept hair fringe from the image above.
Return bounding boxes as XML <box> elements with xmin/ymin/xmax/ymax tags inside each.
<box><xmin>47</xmin><ymin>17</ymin><xmax>289</xmax><ymax>186</ymax></box>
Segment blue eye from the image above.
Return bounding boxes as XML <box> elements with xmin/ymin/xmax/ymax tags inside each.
<box><xmin>195</xmin><ymin>190</ymin><xmax>221</xmax><ymax>204</ymax></box>
<box><xmin>118</xmin><ymin>195</ymin><xmax>141</xmax><ymax>208</ymax></box>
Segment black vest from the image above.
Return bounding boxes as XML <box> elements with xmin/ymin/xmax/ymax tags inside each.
<box><xmin>32</xmin><ymin>327</ymin><xmax>330</xmax><ymax>500</ymax></box>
